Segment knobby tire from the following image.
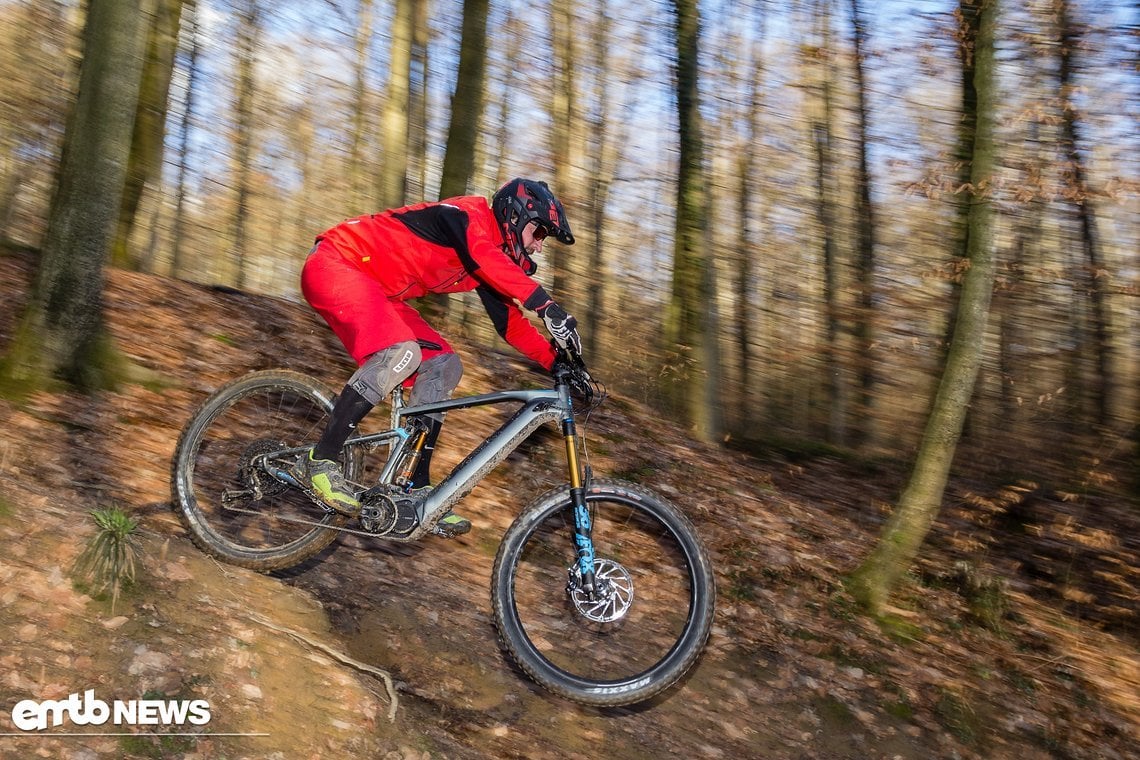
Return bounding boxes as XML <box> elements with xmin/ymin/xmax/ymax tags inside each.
<box><xmin>491</xmin><ymin>479</ymin><xmax>715</xmax><ymax>706</ymax></box>
<box><xmin>170</xmin><ymin>370</ymin><xmax>352</xmax><ymax>572</ymax></box>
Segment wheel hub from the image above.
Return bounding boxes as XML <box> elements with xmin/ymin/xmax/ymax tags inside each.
<box><xmin>238</xmin><ymin>439</ymin><xmax>290</xmax><ymax>499</ymax></box>
<box><xmin>567</xmin><ymin>558</ymin><xmax>634</xmax><ymax>623</ymax></box>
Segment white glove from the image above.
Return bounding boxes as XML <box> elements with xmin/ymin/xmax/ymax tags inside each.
<box><xmin>538</xmin><ymin>301</ymin><xmax>582</xmax><ymax>356</ymax></box>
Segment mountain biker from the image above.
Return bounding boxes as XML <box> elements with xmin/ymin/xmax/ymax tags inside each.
<box><xmin>291</xmin><ymin>178</ymin><xmax>582</xmax><ymax>536</ymax></box>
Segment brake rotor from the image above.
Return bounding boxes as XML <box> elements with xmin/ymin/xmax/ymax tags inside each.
<box><xmin>567</xmin><ymin>558</ymin><xmax>634</xmax><ymax>623</ymax></box>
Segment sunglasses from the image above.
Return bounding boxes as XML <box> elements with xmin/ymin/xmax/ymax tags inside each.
<box><xmin>530</xmin><ymin>223</ymin><xmax>548</xmax><ymax>242</ymax></box>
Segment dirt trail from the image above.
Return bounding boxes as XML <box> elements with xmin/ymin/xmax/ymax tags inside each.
<box><xmin>0</xmin><ymin>253</ymin><xmax>1136</xmax><ymax>759</ymax></box>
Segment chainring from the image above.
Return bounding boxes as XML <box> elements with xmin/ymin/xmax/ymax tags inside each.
<box><xmin>359</xmin><ymin>486</ymin><xmax>420</xmax><ymax>536</ymax></box>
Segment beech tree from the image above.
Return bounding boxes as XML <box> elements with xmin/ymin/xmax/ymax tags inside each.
<box><xmin>849</xmin><ymin>0</ymin><xmax>878</xmax><ymax>447</ymax></box>
<box><xmin>230</xmin><ymin>0</ymin><xmax>259</xmax><ymax>290</ymax></box>
<box><xmin>378</xmin><ymin>0</ymin><xmax>413</xmax><ymax>209</ymax></box>
<box><xmin>111</xmin><ymin>0</ymin><xmax>184</xmax><ymax>270</ymax></box>
<box><xmin>0</xmin><ymin>0</ymin><xmax>154</xmax><ymax>392</ymax></box>
<box><xmin>849</xmin><ymin>0</ymin><xmax>1001</xmax><ymax>614</ymax></box>
<box><xmin>664</xmin><ymin>0</ymin><xmax>721</xmax><ymax>442</ymax></box>
<box><xmin>438</xmin><ymin>0</ymin><xmax>489</xmax><ymax>199</ymax></box>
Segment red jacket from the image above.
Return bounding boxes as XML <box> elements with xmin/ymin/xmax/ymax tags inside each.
<box><xmin>316</xmin><ymin>196</ymin><xmax>556</xmax><ymax>369</ymax></box>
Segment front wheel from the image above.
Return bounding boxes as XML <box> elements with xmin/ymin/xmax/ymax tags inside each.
<box><xmin>171</xmin><ymin>370</ymin><xmax>354</xmax><ymax>572</ymax></box>
<box><xmin>491</xmin><ymin>479</ymin><xmax>715</xmax><ymax>706</ymax></box>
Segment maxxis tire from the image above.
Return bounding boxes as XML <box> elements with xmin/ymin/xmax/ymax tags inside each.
<box><xmin>491</xmin><ymin>478</ymin><xmax>715</xmax><ymax>706</ymax></box>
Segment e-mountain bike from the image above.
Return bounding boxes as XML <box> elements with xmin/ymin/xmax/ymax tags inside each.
<box><xmin>170</xmin><ymin>347</ymin><xmax>715</xmax><ymax>706</ymax></box>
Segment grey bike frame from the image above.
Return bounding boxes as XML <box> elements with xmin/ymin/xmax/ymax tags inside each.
<box><xmin>344</xmin><ymin>387</ymin><xmax>571</xmax><ymax>541</ymax></box>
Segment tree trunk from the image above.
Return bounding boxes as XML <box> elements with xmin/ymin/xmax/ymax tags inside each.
<box><xmin>0</xmin><ymin>0</ymin><xmax>154</xmax><ymax>391</ymax></box>
<box><xmin>850</xmin><ymin>0</ymin><xmax>877</xmax><ymax>447</ymax></box>
<box><xmin>550</xmin><ymin>0</ymin><xmax>584</xmax><ymax>306</ymax></box>
<box><xmin>110</xmin><ymin>0</ymin><xmax>184</xmax><ymax>270</ymax></box>
<box><xmin>664</xmin><ymin>0</ymin><xmax>719</xmax><ymax>441</ymax></box>
<box><xmin>379</xmin><ymin>0</ymin><xmax>412</xmax><ymax>209</ymax></box>
<box><xmin>849</xmin><ymin>0</ymin><xmax>1000</xmax><ymax>615</ymax></box>
<box><xmin>940</xmin><ymin>0</ymin><xmax>983</xmax><ymax>366</ymax></box>
<box><xmin>487</xmin><ymin>11</ymin><xmax>521</xmax><ymax>189</ymax></box>
<box><xmin>230</xmin><ymin>0</ymin><xmax>259</xmax><ymax>290</ymax></box>
<box><xmin>406</xmin><ymin>0</ymin><xmax>429</xmax><ymax>203</ymax></box>
<box><xmin>433</xmin><ymin>0</ymin><xmax>488</xmax><ymax>320</ymax></box>
<box><xmin>809</xmin><ymin>0</ymin><xmax>844</xmax><ymax>446</ymax></box>
<box><xmin>170</xmin><ymin>0</ymin><xmax>199</xmax><ymax>279</ymax></box>
<box><xmin>730</xmin><ymin>0</ymin><xmax>769</xmax><ymax>433</ymax></box>
<box><xmin>438</xmin><ymin>0</ymin><xmax>488</xmax><ymax>199</ymax></box>
<box><xmin>582</xmin><ymin>6</ymin><xmax>627</xmax><ymax>357</ymax></box>
<box><xmin>1057</xmin><ymin>0</ymin><xmax>1111</xmax><ymax>426</ymax></box>
<box><xmin>349</xmin><ymin>0</ymin><xmax>374</xmax><ymax>208</ymax></box>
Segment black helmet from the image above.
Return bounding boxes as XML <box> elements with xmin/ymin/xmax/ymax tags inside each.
<box><xmin>492</xmin><ymin>178</ymin><xmax>574</xmax><ymax>275</ymax></box>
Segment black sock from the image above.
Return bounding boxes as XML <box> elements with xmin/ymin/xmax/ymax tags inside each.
<box><xmin>313</xmin><ymin>385</ymin><xmax>374</xmax><ymax>461</ymax></box>
<box><xmin>409</xmin><ymin>417</ymin><xmax>442</xmax><ymax>488</ymax></box>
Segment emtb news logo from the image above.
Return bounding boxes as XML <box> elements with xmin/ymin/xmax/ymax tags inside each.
<box><xmin>9</xmin><ymin>690</ymin><xmax>211</xmax><ymax>731</ymax></box>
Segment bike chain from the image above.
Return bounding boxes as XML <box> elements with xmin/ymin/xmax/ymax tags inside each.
<box><xmin>219</xmin><ymin>496</ymin><xmax>456</xmax><ymax>540</ymax></box>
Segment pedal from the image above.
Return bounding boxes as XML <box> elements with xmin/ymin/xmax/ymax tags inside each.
<box><xmin>432</xmin><ymin>517</ymin><xmax>472</xmax><ymax>539</ymax></box>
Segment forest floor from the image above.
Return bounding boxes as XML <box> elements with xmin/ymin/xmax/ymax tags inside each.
<box><xmin>0</xmin><ymin>249</ymin><xmax>1137</xmax><ymax>759</ymax></box>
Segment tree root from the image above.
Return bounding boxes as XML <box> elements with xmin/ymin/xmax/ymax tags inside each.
<box><xmin>245</xmin><ymin>612</ymin><xmax>399</xmax><ymax>722</ymax></box>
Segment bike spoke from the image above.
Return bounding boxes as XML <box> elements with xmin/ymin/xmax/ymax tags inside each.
<box><xmin>508</xmin><ymin>497</ymin><xmax>699</xmax><ymax>684</ymax></box>
<box><xmin>184</xmin><ymin>384</ymin><xmax>338</xmax><ymax>554</ymax></box>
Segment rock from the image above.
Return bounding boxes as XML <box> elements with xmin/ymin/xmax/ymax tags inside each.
<box><xmin>128</xmin><ymin>646</ymin><xmax>174</xmax><ymax>675</ymax></box>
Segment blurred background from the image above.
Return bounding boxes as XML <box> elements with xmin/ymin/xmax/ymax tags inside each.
<box><xmin>0</xmin><ymin>0</ymin><xmax>1136</xmax><ymax>486</ymax></box>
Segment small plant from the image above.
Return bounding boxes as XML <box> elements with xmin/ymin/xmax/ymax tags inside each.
<box><xmin>73</xmin><ymin>506</ymin><xmax>142</xmax><ymax>614</ymax></box>
<box><xmin>934</xmin><ymin>688</ymin><xmax>981</xmax><ymax>745</ymax></box>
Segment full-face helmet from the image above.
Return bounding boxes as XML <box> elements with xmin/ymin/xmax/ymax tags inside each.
<box><xmin>491</xmin><ymin>178</ymin><xmax>574</xmax><ymax>275</ymax></box>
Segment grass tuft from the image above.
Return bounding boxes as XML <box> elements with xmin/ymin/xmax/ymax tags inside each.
<box><xmin>73</xmin><ymin>506</ymin><xmax>142</xmax><ymax>614</ymax></box>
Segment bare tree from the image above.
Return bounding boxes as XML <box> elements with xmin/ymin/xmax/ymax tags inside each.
<box><xmin>849</xmin><ymin>0</ymin><xmax>878</xmax><ymax>447</ymax></box>
<box><xmin>378</xmin><ymin>0</ymin><xmax>413</xmax><ymax>208</ymax></box>
<box><xmin>1056</xmin><ymin>0</ymin><xmax>1112</xmax><ymax>426</ymax></box>
<box><xmin>581</xmin><ymin>5</ymin><xmax>631</xmax><ymax>356</ymax></box>
<box><xmin>406</xmin><ymin>0</ymin><xmax>430</xmax><ymax>202</ymax></box>
<box><xmin>170</xmin><ymin>0</ymin><xmax>200</xmax><ymax>278</ymax></box>
<box><xmin>349</xmin><ymin>0</ymin><xmax>375</xmax><ymax>208</ymax></box>
<box><xmin>438</xmin><ymin>0</ymin><xmax>489</xmax><ymax>199</ymax></box>
<box><xmin>550</xmin><ymin>0</ymin><xmax>586</xmax><ymax>307</ymax></box>
<box><xmin>111</xmin><ymin>0</ymin><xmax>184</xmax><ymax>270</ymax></box>
<box><xmin>664</xmin><ymin>0</ymin><xmax>721</xmax><ymax>441</ymax></box>
<box><xmin>0</xmin><ymin>0</ymin><xmax>155</xmax><ymax>391</ymax></box>
<box><xmin>807</xmin><ymin>0</ymin><xmax>846</xmax><ymax>445</ymax></box>
<box><xmin>850</xmin><ymin>0</ymin><xmax>1001</xmax><ymax>614</ymax></box>
<box><xmin>230</xmin><ymin>0</ymin><xmax>260</xmax><ymax>290</ymax></box>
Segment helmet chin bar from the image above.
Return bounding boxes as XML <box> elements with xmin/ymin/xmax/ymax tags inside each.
<box><xmin>505</xmin><ymin>237</ymin><xmax>538</xmax><ymax>275</ymax></box>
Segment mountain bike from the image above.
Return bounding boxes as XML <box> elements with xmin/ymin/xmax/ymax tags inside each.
<box><xmin>170</xmin><ymin>347</ymin><xmax>715</xmax><ymax>707</ymax></box>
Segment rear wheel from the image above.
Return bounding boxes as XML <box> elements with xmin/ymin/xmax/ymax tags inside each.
<box><xmin>491</xmin><ymin>479</ymin><xmax>715</xmax><ymax>706</ymax></box>
<box><xmin>171</xmin><ymin>370</ymin><xmax>355</xmax><ymax>572</ymax></box>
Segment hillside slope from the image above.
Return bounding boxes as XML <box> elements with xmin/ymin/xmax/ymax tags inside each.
<box><xmin>0</xmin><ymin>252</ymin><xmax>1136</xmax><ymax>759</ymax></box>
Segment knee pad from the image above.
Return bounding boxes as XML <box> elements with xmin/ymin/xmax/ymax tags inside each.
<box><xmin>348</xmin><ymin>341</ymin><xmax>422</xmax><ymax>405</ymax></box>
<box><xmin>408</xmin><ymin>353</ymin><xmax>464</xmax><ymax>417</ymax></box>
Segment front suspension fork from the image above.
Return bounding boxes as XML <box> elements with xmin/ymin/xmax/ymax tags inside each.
<box><xmin>563</xmin><ymin>416</ymin><xmax>597</xmax><ymax>595</ymax></box>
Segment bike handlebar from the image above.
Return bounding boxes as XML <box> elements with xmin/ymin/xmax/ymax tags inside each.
<box><xmin>551</xmin><ymin>343</ymin><xmax>600</xmax><ymax>407</ymax></box>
